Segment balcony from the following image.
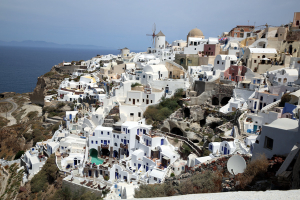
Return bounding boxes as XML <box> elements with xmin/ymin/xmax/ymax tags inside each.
<box><xmin>120</xmin><ymin>144</ymin><xmax>128</xmax><ymax>149</ymax></box>
<box><xmin>101</xmin><ymin>144</ymin><xmax>109</xmax><ymax>149</ymax></box>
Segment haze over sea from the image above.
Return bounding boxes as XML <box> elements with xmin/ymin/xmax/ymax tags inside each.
<box><xmin>0</xmin><ymin>46</ymin><xmax>122</xmax><ymax>94</ymax></box>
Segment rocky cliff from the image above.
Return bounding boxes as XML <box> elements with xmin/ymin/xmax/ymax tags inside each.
<box><xmin>29</xmin><ymin>66</ymin><xmax>65</xmax><ymax>105</ymax></box>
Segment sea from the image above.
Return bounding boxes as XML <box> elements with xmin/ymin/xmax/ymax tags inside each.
<box><xmin>0</xmin><ymin>46</ymin><xmax>120</xmax><ymax>94</ymax></box>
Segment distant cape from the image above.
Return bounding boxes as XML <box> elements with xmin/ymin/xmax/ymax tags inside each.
<box><xmin>0</xmin><ymin>40</ymin><xmax>111</xmax><ymax>49</ymax></box>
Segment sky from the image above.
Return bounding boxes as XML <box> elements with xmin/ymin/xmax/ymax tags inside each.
<box><xmin>0</xmin><ymin>0</ymin><xmax>299</xmax><ymax>50</ymax></box>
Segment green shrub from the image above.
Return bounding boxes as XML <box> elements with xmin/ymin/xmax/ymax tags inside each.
<box><xmin>203</xmin><ymin>148</ymin><xmax>210</xmax><ymax>156</ymax></box>
<box><xmin>14</xmin><ymin>151</ymin><xmax>24</xmax><ymax>160</ymax></box>
<box><xmin>131</xmin><ymin>82</ymin><xmax>142</xmax><ymax>87</ymax></box>
<box><xmin>44</xmin><ymin>72</ymin><xmax>55</xmax><ymax>77</ymax></box>
<box><xmin>170</xmin><ymin>173</ymin><xmax>175</xmax><ymax>177</ymax></box>
<box><xmin>174</xmin><ymin>138</ymin><xmax>179</xmax><ymax>143</ymax></box>
<box><xmin>214</xmin><ymin>137</ymin><xmax>221</xmax><ymax>142</ymax></box>
<box><xmin>27</xmin><ymin>111</ymin><xmax>38</xmax><ymax>120</ymax></box>
<box><xmin>182</xmin><ymin>143</ymin><xmax>192</xmax><ymax>154</ymax></box>
<box><xmin>104</xmin><ymin>175</ymin><xmax>109</xmax><ymax>181</ymax></box>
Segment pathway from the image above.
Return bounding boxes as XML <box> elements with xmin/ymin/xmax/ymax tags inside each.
<box><xmin>0</xmin><ymin>98</ymin><xmax>18</xmax><ymax>126</ymax></box>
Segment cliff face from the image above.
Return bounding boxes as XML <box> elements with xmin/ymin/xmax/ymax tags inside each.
<box><xmin>29</xmin><ymin>66</ymin><xmax>65</xmax><ymax>105</ymax></box>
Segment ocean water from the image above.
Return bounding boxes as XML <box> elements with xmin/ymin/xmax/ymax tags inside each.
<box><xmin>0</xmin><ymin>46</ymin><xmax>119</xmax><ymax>94</ymax></box>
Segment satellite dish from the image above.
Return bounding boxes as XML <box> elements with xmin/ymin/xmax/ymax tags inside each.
<box><xmin>227</xmin><ymin>155</ymin><xmax>246</xmax><ymax>175</ymax></box>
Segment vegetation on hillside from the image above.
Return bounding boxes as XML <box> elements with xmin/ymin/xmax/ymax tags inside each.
<box><xmin>134</xmin><ymin>171</ymin><xmax>222</xmax><ymax>198</ymax></box>
<box><xmin>131</xmin><ymin>82</ymin><xmax>142</xmax><ymax>87</ymax></box>
<box><xmin>144</xmin><ymin>88</ymin><xmax>184</xmax><ymax>128</ymax></box>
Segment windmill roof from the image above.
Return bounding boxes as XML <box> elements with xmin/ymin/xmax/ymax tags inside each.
<box><xmin>156</xmin><ymin>31</ymin><xmax>165</xmax><ymax>36</ymax></box>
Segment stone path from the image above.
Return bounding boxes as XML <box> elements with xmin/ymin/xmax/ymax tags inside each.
<box><xmin>0</xmin><ymin>98</ymin><xmax>17</xmax><ymax>126</ymax></box>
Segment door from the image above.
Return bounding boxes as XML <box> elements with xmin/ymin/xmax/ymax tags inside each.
<box><xmin>259</xmin><ymin>102</ymin><xmax>263</xmax><ymax>110</ymax></box>
<box><xmin>143</xmin><ymin>129</ymin><xmax>146</xmax><ymax>134</ymax></box>
<box><xmin>124</xmin><ymin>140</ymin><xmax>127</xmax><ymax>145</ymax></box>
<box><xmin>146</xmin><ymin>166</ymin><xmax>149</xmax><ymax>172</ymax></box>
<box><xmin>253</xmin><ymin>125</ymin><xmax>257</xmax><ymax>133</ymax></box>
<box><xmin>95</xmin><ymin>170</ymin><xmax>98</xmax><ymax>177</ymax></box>
<box><xmin>161</xmin><ymin>139</ymin><xmax>164</xmax><ymax>145</ymax></box>
<box><xmin>104</xmin><ymin>140</ymin><xmax>107</xmax><ymax>145</ymax></box>
<box><xmin>115</xmin><ymin>172</ymin><xmax>118</xmax><ymax>179</ymax></box>
<box><xmin>224</xmin><ymin>147</ymin><xmax>227</xmax><ymax>155</ymax></box>
<box><xmin>138</xmin><ymin>164</ymin><xmax>141</xmax><ymax>169</ymax></box>
<box><xmin>74</xmin><ymin>159</ymin><xmax>77</xmax><ymax>166</ymax></box>
<box><xmin>133</xmin><ymin>99</ymin><xmax>135</xmax><ymax>105</ymax></box>
<box><xmin>254</xmin><ymin>102</ymin><xmax>257</xmax><ymax>109</ymax></box>
<box><xmin>69</xmin><ymin>114</ymin><xmax>72</xmax><ymax>120</ymax></box>
<box><xmin>146</xmin><ymin>139</ymin><xmax>148</xmax><ymax>146</ymax></box>
<box><xmin>165</xmin><ymin>87</ymin><xmax>169</xmax><ymax>94</ymax></box>
<box><xmin>137</xmin><ymin>129</ymin><xmax>139</xmax><ymax>135</ymax></box>
<box><xmin>89</xmin><ymin>170</ymin><xmax>92</xmax><ymax>176</ymax></box>
<box><xmin>146</xmin><ymin>99</ymin><xmax>149</xmax><ymax>104</ymax></box>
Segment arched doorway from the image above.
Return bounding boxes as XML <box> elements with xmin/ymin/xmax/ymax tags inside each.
<box><xmin>200</xmin><ymin>118</ymin><xmax>206</xmax><ymax>127</ymax></box>
<box><xmin>180</xmin><ymin>58</ymin><xmax>184</xmax><ymax>65</ymax></box>
<box><xmin>113</xmin><ymin>150</ymin><xmax>119</xmax><ymax>158</ymax></box>
<box><xmin>171</xmin><ymin>127</ymin><xmax>183</xmax><ymax>136</ymax></box>
<box><xmin>183</xmin><ymin>107</ymin><xmax>190</xmax><ymax>118</ymax></box>
<box><xmin>221</xmin><ymin>97</ymin><xmax>230</xmax><ymax>106</ymax></box>
<box><xmin>101</xmin><ymin>148</ymin><xmax>110</xmax><ymax>156</ymax></box>
<box><xmin>289</xmin><ymin>45</ymin><xmax>293</xmax><ymax>55</ymax></box>
<box><xmin>212</xmin><ymin>97</ymin><xmax>219</xmax><ymax>105</ymax></box>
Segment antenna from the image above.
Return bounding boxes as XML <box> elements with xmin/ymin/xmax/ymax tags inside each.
<box><xmin>227</xmin><ymin>155</ymin><xmax>246</xmax><ymax>175</ymax></box>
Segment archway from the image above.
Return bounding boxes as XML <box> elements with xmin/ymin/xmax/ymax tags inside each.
<box><xmin>200</xmin><ymin>118</ymin><xmax>206</xmax><ymax>127</ymax></box>
<box><xmin>180</xmin><ymin>58</ymin><xmax>184</xmax><ymax>65</ymax></box>
<box><xmin>221</xmin><ymin>97</ymin><xmax>231</xmax><ymax>106</ymax></box>
<box><xmin>183</xmin><ymin>107</ymin><xmax>190</xmax><ymax>118</ymax></box>
<box><xmin>191</xmin><ymin>139</ymin><xmax>199</xmax><ymax>143</ymax></box>
<box><xmin>101</xmin><ymin>148</ymin><xmax>110</xmax><ymax>156</ymax></box>
<box><xmin>90</xmin><ymin>148</ymin><xmax>98</xmax><ymax>157</ymax></box>
<box><xmin>212</xmin><ymin>97</ymin><xmax>219</xmax><ymax>105</ymax></box>
<box><xmin>171</xmin><ymin>127</ymin><xmax>183</xmax><ymax>136</ymax></box>
<box><xmin>113</xmin><ymin>150</ymin><xmax>119</xmax><ymax>158</ymax></box>
<box><xmin>289</xmin><ymin>45</ymin><xmax>293</xmax><ymax>55</ymax></box>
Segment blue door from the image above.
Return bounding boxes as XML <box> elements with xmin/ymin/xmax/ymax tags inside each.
<box><xmin>259</xmin><ymin>102</ymin><xmax>263</xmax><ymax>110</ymax></box>
<box><xmin>69</xmin><ymin>114</ymin><xmax>72</xmax><ymax>120</ymax></box>
<box><xmin>254</xmin><ymin>102</ymin><xmax>257</xmax><ymax>109</ymax></box>
<box><xmin>165</xmin><ymin>87</ymin><xmax>169</xmax><ymax>93</ymax></box>
<box><xmin>138</xmin><ymin>164</ymin><xmax>141</xmax><ymax>169</ymax></box>
<box><xmin>115</xmin><ymin>172</ymin><xmax>118</xmax><ymax>179</ymax></box>
<box><xmin>143</xmin><ymin>129</ymin><xmax>146</xmax><ymax>134</ymax></box>
<box><xmin>104</xmin><ymin>140</ymin><xmax>107</xmax><ymax>145</ymax></box>
<box><xmin>137</xmin><ymin>129</ymin><xmax>139</xmax><ymax>135</ymax></box>
<box><xmin>224</xmin><ymin>147</ymin><xmax>227</xmax><ymax>155</ymax></box>
<box><xmin>124</xmin><ymin>140</ymin><xmax>127</xmax><ymax>145</ymax></box>
<box><xmin>146</xmin><ymin>139</ymin><xmax>148</xmax><ymax>146</ymax></box>
<box><xmin>161</xmin><ymin>139</ymin><xmax>164</xmax><ymax>145</ymax></box>
<box><xmin>253</xmin><ymin>125</ymin><xmax>257</xmax><ymax>133</ymax></box>
<box><xmin>146</xmin><ymin>166</ymin><xmax>149</xmax><ymax>171</ymax></box>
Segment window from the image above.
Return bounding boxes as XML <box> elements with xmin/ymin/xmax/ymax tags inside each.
<box><xmin>129</xmin><ymin>98</ymin><xmax>131</xmax><ymax>101</ymax></box>
<box><xmin>147</xmin><ymin>95</ymin><xmax>149</xmax><ymax>98</ymax></box>
<box><xmin>274</xmin><ymin>99</ymin><xmax>277</xmax><ymax>102</ymax></box>
<box><xmin>151</xmin><ymin>100</ymin><xmax>153</xmax><ymax>103</ymax></box>
<box><xmin>254</xmin><ymin>60</ymin><xmax>257</xmax><ymax>63</ymax></box>
<box><xmin>260</xmin><ymin>96</ymin><xmax>263</xmax><ymax>101</ymax></box>
<box><xmin>114</xmin><ymin>135</ymin><xmax>115</xmax><ymax>138</ymax></box>
<box><xmin>154</xmin><ymin>177</ymin><xmax>157</xmax><ymax>181</ymax></box>
<box><xmin>123</xmin><ymin>128</ymin><xmax>125</xmax><ymax>131</ymax></box>
<box><xmin>101</xmin><ymin>140</ymin><xmax>103</xmax><ymax>143</ymax></box>
<box><xmin>96</xmin><ymin>141</ymin><xmax>98</xmax><ymax>144</ymax></box>
<box><xmin>144</xmin><ymin>153</ymin><xmax>146</xmax><ymax>156</ymax></box>
<box><xmin>117</xmin><ymin>135</ymin><xmax>119</xmax><ymax>139</ymax></box>
<box><xmin>101</xmin><ymin>131</ymin><xmax>103</xmax><ymax>135</ymax></box>
<box><xmin>143</xmin><ymin>75</ymin><xmax>145</xmax><ymax>78</ymax></box>
<box><xmin>114</xmin><ymin>143</ymin><xmax>117</xmax><ymax>147</ymax></box>
<box><xmin>91</xmin><ymin>140</ymin><xmax>93</xmax><ymax>144</ymax></box>
<box><xmin>143</xmin><ymin>99</ymin><xmax>145</xmax><ymax>102</ymax></box>
<box><xmin>247</xmin><ymin>33</ymin><xmax>251</xmax><ymax>37</ymax></box>
<box><xmin>240</xmin><ymin>33</ymin><xmax>244</xmax><ymax>38</ymax></box>
<box><xmin>188</xmin><ymin>60</ymin><xmax>192</xmax><ymax>64</ymax></box>
<box><xmin>264</xmin><ymin>136</ymin><xmax>273</xmax><ymax>150</ymax></box>
<box><xmin>134</xmin><ymin>163</ymin><xmax>136</xmax><ymax>166</ymax></box>
<box><xmin>128</xmin><ymin>130</ymin><xmax>130</xmax><ymax>133</ymax></box>
<box><xmin>127</xmin><ymin>140</ymin><xmax>129</xmax><ymax>143</ymax></box>
<box><xmin>138</xmin><ymin>112</ymin><xmax>141</xmax><ymax>117</ymax></box>
<box><xmin>217</xmin><ymin>61</ymin><xmax>219</xmax><ymax>64</ymax></box>
<box><xmin>137</xmin><ymin>99</ymin><xmax>139</xmax><ymax>102</ymax></box>
<box><xmin>107</xmin><ymin>132</ymin><xmax>110</xmax><ymax>135</ymax></box>
<box><xmin>108</xmin><ymin>140</ymin><xmax>110</xmax><ymax>143</ymax></box>
<box><xmin>121</xmin><ymin>139</ymin><xmax>123</xmax><ymax>142</ymax></box>
<box><xmin>258</xmin><ymin>56</ymin><xmax>260</xmax><ymax>58</ymax></box>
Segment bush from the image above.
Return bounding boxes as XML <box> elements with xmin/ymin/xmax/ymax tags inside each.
<box><xmin>235</xmin><ymin>154</ymin><xmax>269</xmax><ymax>190</ymax></box>
<box><xmin>14</xmin><ymin>151</ymin><xmax>24</xmax><ymax>160</ymax></box>
<box><xmin>214</xmin><ymin>137</ymin><xmax>221</xmax><ymax>142</ymax></box>
<box><xmin>113</xmin><ymin>115</ymin><xmax>120</xmax><ymax>123</ymax></box>
<box><xmin>170</xmin><ymin>173</ymin><xmax>175</xmax><ymax>177</ymax></box>
<box><xmin>174</xmin><ymin>138</ymin><xmax>179</xmax><ymax>143</ymax></box>
<box><xmin>202</xmin><ymin>148</ymin><xmax>210</xmax><ymax>156</ymax></box>
<box><xmin>279</xmin><ymin>93</ymin><xmax>291</xmax><ymax>107</ymax></box>
<box><xmin>182</xmin><ymin>143</ymin><xmax>192</xmax><ymax>154</ymax></box>
<box><xmin>44</xmin><ymin>72</ymin><xmax>55</xmax><ymax>77</ymax></box>
<box><xmin>27</xmin><ymin>111</ymin><xmax>38</xmax><ymax>120</ymax></box>
<box><xmin>131</xmin><ymin>82</ymin><xmax>142</xmax><ymax>87</ymax></box>
<box><xmin>104</xmin><ymin>175</ymin><xmax>109</xmax><ymax>181</ymax></box>
<box><xmin>146</xmin><ymin>118</ymin><xmax>153</xmax><ymax>125</ymax></box>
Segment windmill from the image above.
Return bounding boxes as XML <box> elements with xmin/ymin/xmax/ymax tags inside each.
<box><xmin>146</xmin><ymin>23</ymin><xmax>156</xmax><ymax>47</ymax></box>
<box><xmin>117</xmin><ymin>48</ymin><xmax>122</xmax><ymax>55</ymax></box>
